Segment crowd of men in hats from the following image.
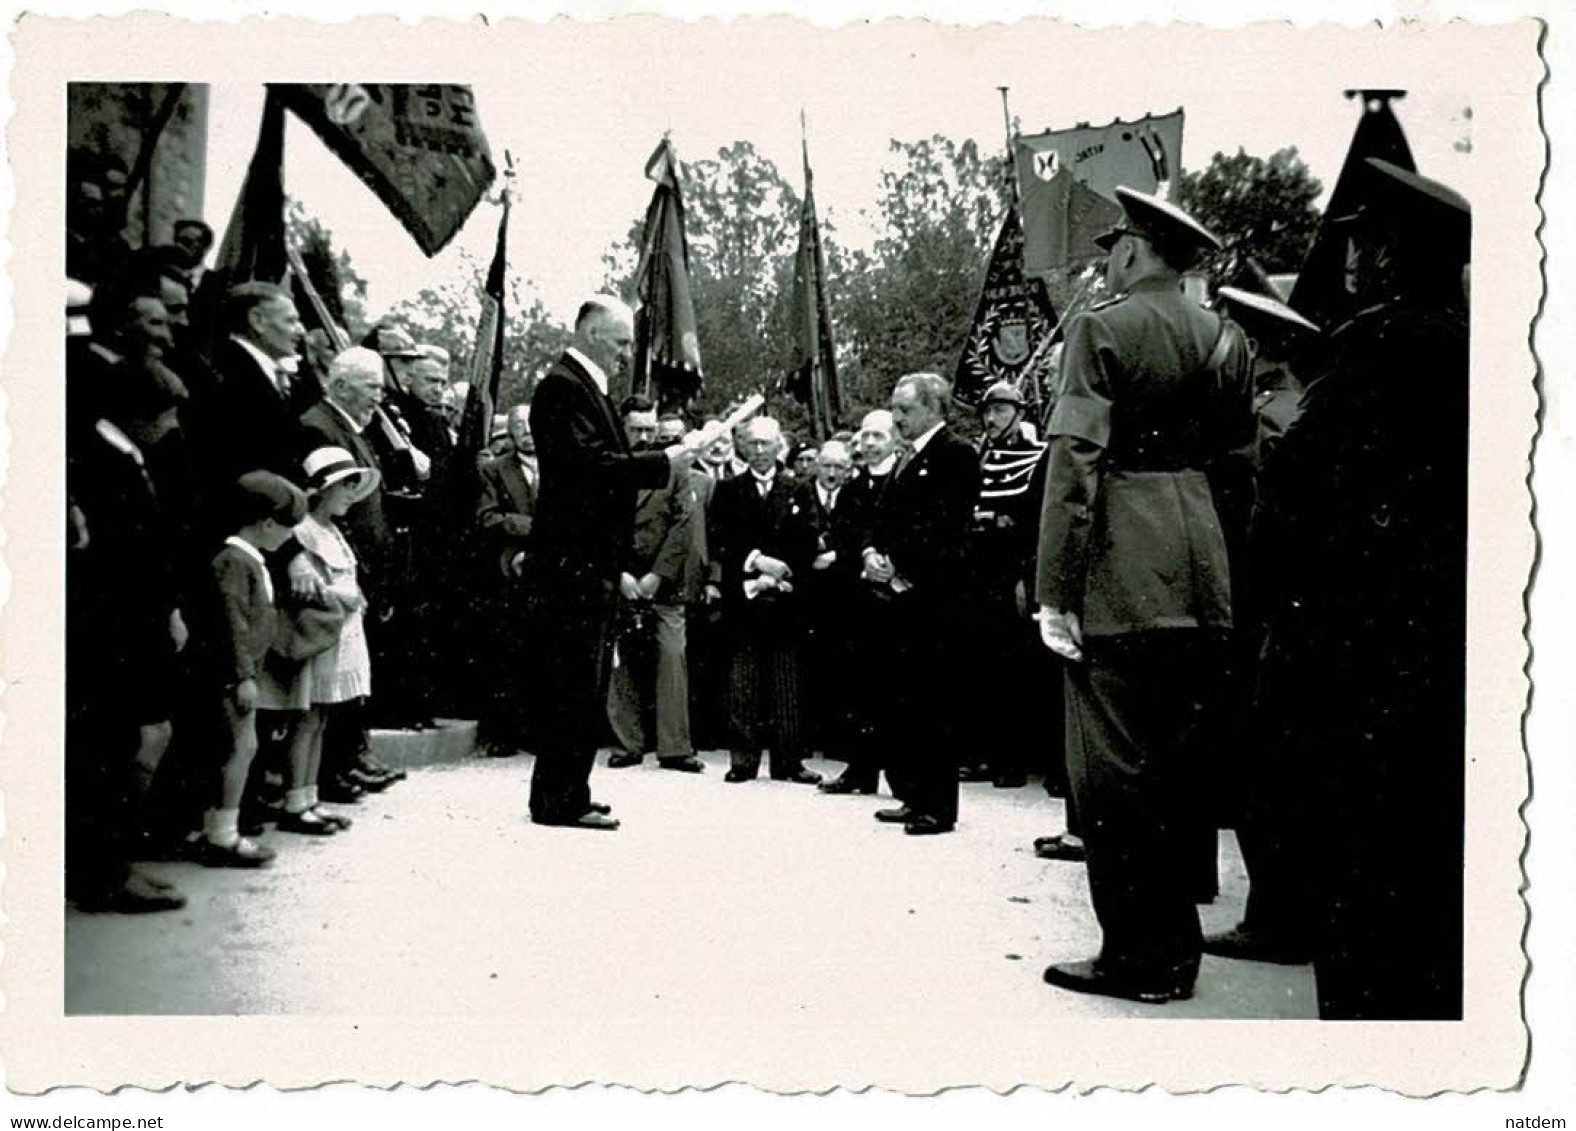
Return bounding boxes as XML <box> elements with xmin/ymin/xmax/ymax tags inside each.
<box><xmin>64</xmin><ymin>137</ymin><xmax>1469</xmax><ymax>1021</ymax></box>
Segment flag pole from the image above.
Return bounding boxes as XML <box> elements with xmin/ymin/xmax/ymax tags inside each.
<box><xmin>997</xmin><ymin>85</ymin><xmax>1019</xmax><ymax>208</ymax></box>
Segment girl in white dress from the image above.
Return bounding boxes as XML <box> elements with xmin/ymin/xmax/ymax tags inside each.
<box><xmin>272</xmin><ymin>447</ymin><xmax>379</xmax><ymax>836</ymax></box>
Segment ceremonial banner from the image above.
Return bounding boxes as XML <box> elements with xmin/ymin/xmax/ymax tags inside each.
<box><xmin>632</xmin><ymin>137</ymin><xmax>704</xmax><ymax>407</ymax></box>
<box><xmin>1289</xmin><ymin>91</ymin><xmax>1416</xmax><ymax>330</ymax></box>
<box><xmin>270</xmin><ymin>83</ymin><xmax>495</xmax><ymax>257</ymax></box>
<box><xmin>1016</xmin><ymin>109</ymin><xmax>1185</xmax><ymax>273</ymax></box>
<box><xmin>214</xmin><ymin>90</ymin><xmax>288</xmax><ymax>286</ymax></box>
<box><xmin>457</xmin><ymin>198</ymin><xmax>509</xmax><ymax>461</ymax></box>
<box><xmin>954</xmin><ymin>207</ymin><xmax>1058</xmax><ymax>409</ymax></box>
<box><xmin>785</xmin><ymin>138</ymin><xmax>842</xmax><ymax>440</ymax></box>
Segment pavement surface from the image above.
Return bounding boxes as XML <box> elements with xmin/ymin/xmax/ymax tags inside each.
<box><xmin>66</xmin><ymin>750</ymin><xmax>1316</xmax><ymax>1019</ymax></box>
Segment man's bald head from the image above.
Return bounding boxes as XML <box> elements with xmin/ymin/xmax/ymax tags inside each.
<box><xmin>573</xmin><ymin>294</ymin><xmax>635</xmax><ymax>380</ymax></box>
<box><xmin>857</xmin><ymin>409</ymin><xmax>898</xmax><ymax>467</ymax></box>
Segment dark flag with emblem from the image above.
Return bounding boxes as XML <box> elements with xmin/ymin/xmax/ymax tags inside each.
<box><xmin>954</xmin><ymin>207</ymin><xmax>1058</xmax><ymax>409</ymax></box>
<box><xmin>784</xmin><ymin>135</ymin><xmax>842</xmax><ymax>440</ymax></box>
<box><xmin>270</xmin><ymin>83</ymin><xmax>495</xmax><ymax>257</ymax></box>
<box><xmin>632</xmin><ymin>137</ymin><xmax>704</xmax><ymax>409</ymax></box>
<box><xmin>215</xmin><ymin>90</ymin><xmax>289</xmax><ymax>286</ymax></box>
<box><xmin>1289</xmin><ymin>90</ymin><xmax>1415</xmax><ymax>331</ymax></box>
<box><xmin>456</xmin><ymin>196</ymin><xmax>510</xmax><ymax>464</ymax></box>
<box><xmin>1016</xmin><ymin>110</ymin><xmax>1184</xmax><ymax>274</ymax></box>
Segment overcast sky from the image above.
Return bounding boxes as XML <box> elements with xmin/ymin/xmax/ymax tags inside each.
<box><xmin>198</xmin><ymin>20</ymin><xmax>1475</xmax><ymax>327</ymax></box>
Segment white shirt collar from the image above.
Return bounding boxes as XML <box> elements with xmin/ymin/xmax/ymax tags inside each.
<box><xmin>816</xmin><ymin>482</ymin><xmax>839</xmax><ymax>509</ymax></box>
<box><xmin>232</xmin><ymin>334</ymin><xmax>283</xmax><ymax>391</ymax></box>
<box><xmin>910</xmin><ymin>420</ymin><xmax>945</xmax><ymax>455</ymax></box>
<box><xmin>867</xmin><ymin>453</ymin><xmax>897</xmax><ymax>477</ymax></box>
<box><xmin>325</xmin><ymin>397</ymin><xmax>367</xmax><ymax>435</ymax></box>
<box><xmin>224</xmin><ymin>536</ymin><xmax>274</xmax><ymax>604</ymax></box>
<box><xmin>565</xmin><ymin>347</ymin><xmax>608</xmax><ymax>396</ymax></box>
<box><xmin>94</xmin><ymin>418</ymin><xmax>142</xmax><ymax>465</ymax></box>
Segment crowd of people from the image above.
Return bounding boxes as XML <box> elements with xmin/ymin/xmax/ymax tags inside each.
<box><xmin>64</xmin><ymin>141</ymin><xmax>1470</xmax><ymax>1021</ymax></box>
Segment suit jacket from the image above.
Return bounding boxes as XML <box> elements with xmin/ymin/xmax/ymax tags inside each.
<box><xmin>211</xmin><ymin>337</ymin><xmax>315</xmax><ymax>480</ymax></box>
<box><xmin>529</xmin><ymin>351</ymin><xmax>672</xmax><ymax>598</ymax></box>
<box><xmin>628</xmin><ymin>464</ymin><xmax>697</xmax><ymax>602</ymax></box>
<box><xmin>708</xmin><ymin>471</ymin><xmax>801</xmax><ymax>630</ymax></box>
<box><xmin>476</xmin><ymin>455</ymin><xmax>537</xmax><ymax>576</ymax></box>
<box><xmin>297</xmin><ymin>400</ymin><xmax>392</xmax><ymax>578</ymax></box>
<box><xmin>782</xmin><ymin>478</ymin><xmax>867</xmax><ymax>606</ymax></box>
<box><xmin>868</xmin><ymin>426</ymin><xmax>981</xmax><ymax>605</ymax></box>
<box><xmin>204</xmin><ymin>542</ymin><xmax>277</xmax><ymax>686</ymax></box>
<box><xmin>1035</xmin><ymin>274</ymin><xmax>1252</xmax><ymax>637</ymax></box>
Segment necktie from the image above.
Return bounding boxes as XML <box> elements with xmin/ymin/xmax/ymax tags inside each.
<box><xmin>275</xmin><ymin>362</ymin><xmax>293</xmax><ymax>400</ymax></box>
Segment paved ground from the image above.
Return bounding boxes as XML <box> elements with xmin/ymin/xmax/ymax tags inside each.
<box><xmin>66</xmin><ymin>750</ymin><xmax>1315</xmax><ymax>1019</ymax></box>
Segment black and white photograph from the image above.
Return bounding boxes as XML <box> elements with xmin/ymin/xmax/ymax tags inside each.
<box><xmin>0</xmin><ymin>4</ymin><xmax>1560</xmax><ymax>1117</ymax></box>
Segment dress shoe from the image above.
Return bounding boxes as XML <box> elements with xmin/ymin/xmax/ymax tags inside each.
<box><xmin>607</xmin><ymin>751</ymin><xmax>645</xmax><ymax>769</ymax></box>
<box><xmin>276</xmin><ymin>810</ymin><xmax>338</xmax><ymax>836</ymax></box>
<box><xmin>1033</xmin><ymin>834</ymin><xmax>1088</xmax><ymax>862</ymax></box>
<box><xmin>818</xmin><ymin>775</ymin><xmax>876</xmax><ymax>795</ymax></box>
<box><xmin>197</xmin><ymin>836</ymin><xmax>277</xmax><ymax>868</ymax></box>
<box><xmin>347</xmin><ymin>767</ymin><xmax>396</xmax><ymax>793</ymax></box>
<box><xmin>75</xmin><ymin>872</ymin><xmax>187</xmax><ymax>914</ymax></box>
<box><xmin>1042</xmin><ymin>958</ymin><xmax>1193</xmax><ymax>1005</ymax></box>
<box><xmin>586</xmin><ymin>801</ymin><xmax>613</xmax><ymax>816</ymax></box>
<box><xmin>534</xmin><ymin>811</ymin><xmax>620</xmax><ymax>831</ymax></box>
<box><xmin>992</xmin><ymin>773</ymin><xmax>1028</xmax><ymax>788</ymax></box>
<box><xmin>318</xmin><ymin>776</ymin><xmax>365</xmax><ymax>804</ymax></box>
<box><xmin>724</xmin><ymin>768</ymin><xmax>757</xmax><ymax>783</ymax></box>
<box><xmin>773</xmin><ymin>768</ymin><xmax>822</xmax><ymax>785</ymax></box>
<box><xmin>957</xmin><ymin>764</ymin><xmax>993</xmax><ymax>783</ymax></box>
<box><xmin>874</xmin><ymin>805</ymin><xmax>914</xmax><ymax>824</ymax></box>
<box><xmin>312</xmin><ymin>805</ymin><xmax>353</xmax><ymax>830</ymax></box>
<box><xmin>657</xmin><ymin>754</ymin><xmax>706</xmax><ymax>773</ymax></box>
<box><xmin>358</xmin><ymin>753</ymin><xmax>407</xmax><ymax>782</ymax></box>
<box><xmin>903</xmin><ymin>814</ymin><xmax>955</xmax><ymax>836</ymax></box>
<box><xmin>1201</xmin><ymin>926</ymin><xmax>1311</xmax><ymax>965</ymax></box>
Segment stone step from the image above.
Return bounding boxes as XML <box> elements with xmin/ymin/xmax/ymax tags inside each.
<box><xmin>369</xmin><ymin>718</ymin><xmax>479</xmax><ymax>769</ymax></box>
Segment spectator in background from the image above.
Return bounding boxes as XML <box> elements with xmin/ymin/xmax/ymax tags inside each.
<box><xmin>210</xmin><ymin>282</ymin><xmax>310</xmax><ymax>480</ymax></box>
<box><xmin>474</xmin><ymin>402</ymin><xmax>540</xmax><ymax>757</ymax></box>
<box><xmin>67</xmin><ymin>351</ymin><xmax>190</xmax><ymax>912</ymax></box>
<box><xmin>66</xmin><ymin>146</ymin><xmax>132</xmax><ymax>286</ymax></box>
<box><xmin>606</xmin><ymin>395</ymin><xmax>705</xmax><ymax>774</ymax></box>
<box><xmin>708</xmin><ymin>416</ymin><xmax>819</xmax><ymax>785</ymax></box>
<box><xmin>783</xmin><ymin>440</ymin><xmax>868</xmax><ymax>784</ymax></box>
<box><xmin>167</xmin><ymin>219</ymin><xmax>215</xmax><ymax>295</ymax></box>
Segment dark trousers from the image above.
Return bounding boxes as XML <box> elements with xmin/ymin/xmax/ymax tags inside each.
<box><xmin>527</xmin><ymin>584</ymin><xmax>615</xmax><ymax>823</ymax></box>
<box><xmin>725</xmin><ymin>628</ymin><xmax>806</xmax><ymax>778</ymax></box>
<box><xmin>882</xmin><ymin>596</ymin><xmax>960</xmax><ymax>824</ymax></box>
<box><xmin>65</xmin><ymin>704</ymin><xmax>135</xmax><ymax>900</ymax></box>
<box><xmin>1064</xmin><ymin>631</ymin><xmax>1220</xmax><ymax>986</ymax></box>
<box><xmin>834</xmin><ymin>589</ymin><xmax>899</xmax><ymax>791</ymax></box>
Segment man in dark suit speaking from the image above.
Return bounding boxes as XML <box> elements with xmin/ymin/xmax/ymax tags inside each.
<box><xmin>526</xmin><ymin>296</ymin><xmax>698</xmax><ymax>831</ymax></box>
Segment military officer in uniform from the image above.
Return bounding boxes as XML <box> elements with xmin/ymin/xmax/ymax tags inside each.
<box><xmin>1201</xmin><ymin>285</ymin><xmax>1323</xmax><ymax>967</ymax></box>
<box><xmin>1251</xmin><ymin>160</ymin><xmax>1469</xmax><ymax>1019</ymax></box>
<box><xmin>1035</xmin><ymin>187</ymin><xmax>1252</xmax><ymax>1004</ymax></box>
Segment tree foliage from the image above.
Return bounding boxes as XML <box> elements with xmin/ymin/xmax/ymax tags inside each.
<box><xmin>382</xmin><ymin>246</ymin><xmax>571</xmax><ymax>412</ymax></box>
<box><xmin>835</xmin><ymin>136</ymin><xmax>1010</xmax><ymax>418</ymax></box>
<box><xmin>1175</xmin><ymin>146</ymin><xmax>1323</xmax><ymax>286</ymax></box>
<box><xmin>602</xmin><ymin>134</ymin><xmax>1010</xmax><ymax>436</ymax></box>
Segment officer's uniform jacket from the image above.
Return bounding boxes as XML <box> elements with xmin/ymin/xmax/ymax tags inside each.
<box><xmin>1036</xmin><ymin>274</ymin><xmax>1253</xmax><ymax>638</ymax></box>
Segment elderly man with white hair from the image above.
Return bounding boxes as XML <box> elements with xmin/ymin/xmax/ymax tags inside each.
<box><xmin>708</xmin><ymin>414</ymin><xmax>820</xmax><ymax>785</ymax></box>
<box><xmin>523</xmin><ymin>295</ymin><xmax>701</xmax><ymax>830</ymax></box>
